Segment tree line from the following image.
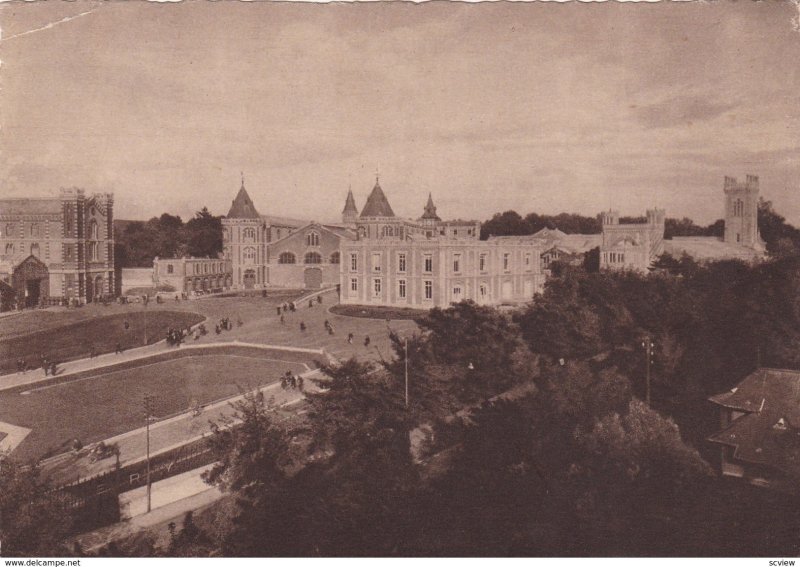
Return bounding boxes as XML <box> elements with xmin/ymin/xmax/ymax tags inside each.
<box><xmin>114</xmin><ymin>208</ymin><xmax>223</xmax><ymax>268</ymax></box>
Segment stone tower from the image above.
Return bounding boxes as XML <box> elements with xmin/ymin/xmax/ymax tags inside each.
<box><xmin>222</xmin><ymin>176</ymin><xmax>266</xmax><ymax>289</ymax></box>
<box><xmin>723</xmin><ymin>174</ymin><xmax>760</xmax><ymax>247</ymax></box>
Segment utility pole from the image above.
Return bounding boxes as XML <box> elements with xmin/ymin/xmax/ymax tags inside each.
<box><xmin>642</xmin><ymin>336</ymin><xmax>655</xmax><ymax>408</ymax></box>
<box><xmin>404</xmin><ymin>337</ymin><xmax>409</xmax><ymax>408</ymax></box>
<box><xmin>144</xmin><ymin>394</ymin><xmax>154</xmax><ymax>513</ymax></box>
<box><xmin>143</xmin><ymin>295</ymin><xmax>148</xmax><ymax>346</ymax></box>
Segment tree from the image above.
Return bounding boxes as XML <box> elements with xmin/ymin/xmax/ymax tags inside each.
<box><xmin>480</xmin><ymin>210</ymin><xmax>530</xmax><ymax>239</ymax></box>
<box><xmin>185</xmin><ymin>208</ymin><xmax>223</xmax><ymax>259</ymax></box>
<box><xmin>0</xmin><ymin>457</ymin><xmax>73</xmax><ymax>556</ymax></box>
<box><xmin>202</xmin><ymin>390</ymin><xmax>294</xmax><ymax>556</ymax></box>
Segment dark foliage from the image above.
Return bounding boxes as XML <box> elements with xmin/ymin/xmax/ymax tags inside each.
<box><xmin>114</xmin><ymin>207</ymin><xmax>223</xmax><ymax>268</ymax></box>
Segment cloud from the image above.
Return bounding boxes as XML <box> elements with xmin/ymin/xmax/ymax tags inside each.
<box><xmin>634</xmin><ymin>96</ymin><xmax>738</xmax><ymax>130</ymax></box>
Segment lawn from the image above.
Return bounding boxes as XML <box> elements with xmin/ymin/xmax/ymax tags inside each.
<box><xmin>0</xmin><ymin>349</ymin><xmax>314</xmax><ymax>462</ymax></box>
<box><xmin>0</xmin><ymin>311</ymin><xmax>205</xmax><ymax>375</ymax></box>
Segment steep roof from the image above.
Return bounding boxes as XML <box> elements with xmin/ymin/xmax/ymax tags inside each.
<box><xmin>226</xmin><ymin>182</ymin><xmax>261</xmax><ymax>219</ymax></box>
<box><xmin>421</xmin><ymin>193</ymin><xmax>441</xmax><ymax>220</ymax></box>
<box><xmin>342</xmin><ymin>189</ymin><xmax>359</xmax><ymax>215</ymax></box>
<box><xmin>360</xmin><ymin>178</ymin><xmax>395</xmax><ymax>218</ymax></box>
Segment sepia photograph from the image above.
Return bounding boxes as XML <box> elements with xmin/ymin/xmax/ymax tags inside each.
<box><xmin>0</xmin><ymin>0</ymin><xmax>799</xmax><ymax>562</ymax></box>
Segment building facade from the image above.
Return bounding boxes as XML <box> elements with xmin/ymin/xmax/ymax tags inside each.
<box><xmin>222</xmin><ymin>180</ymin><xmax>305</xmax><ymax>289</ymax></box>
<box><xmin>153</xmin><ymin>256</ymin><xmax>232</xmax><ymax>294</ymax></box>
<box><xmin>340</xmin><ymin>179</ymin><xmax>545</xmax><ymax>309</ymax></box>
<box><xmin>600</xmin><ymin>208</ymin><xmax>665</xmax><ymax>272</ymax></box>
<box><xmin>266</xmin><ymin>223</ymin><xmax>354</xmax><ymax>289</ymax></box>
<box><xmin>0</xmin><ymin>188</ymin><xmax>115</xmax><ymax>308</ymax></box>
<box><xmin>222</xmin><ymin>179</ymin><xmax>352</xmax><ymax>290</ymax></box>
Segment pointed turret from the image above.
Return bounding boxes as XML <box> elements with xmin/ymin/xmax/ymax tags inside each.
<box><xmin>359</xmin><ymin>177</ymin><xmax>395</xmax><ymax>218</ymax></box>
<box><xmin>342</xmin><ymin>188</ymin><xmax>359</xmax><ymax>224</ymax></box>
<box><xmin>226</xmin><ymin>176</ymin><xmax>260</xmax><ymax>219</ymax></box>
<box><xmin>421</xmin><ymin>192</ymin><xmax>441</xmax><ymax>221</ymax></box>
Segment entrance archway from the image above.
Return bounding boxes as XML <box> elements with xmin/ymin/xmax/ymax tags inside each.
<box><xmin>243</xmin><ymin>269</ymin><xmax>256</xmax><ymax>289</ymax></box>
<box><xmin>11</xmin><ymin>255</ymin><xmax>49</xmax><ymax>308</ymax></box>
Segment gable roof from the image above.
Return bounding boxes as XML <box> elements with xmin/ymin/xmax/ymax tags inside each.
<box><xmin>265</xmin><ymin>221</ymin><xmax>355</xmax><ymax>250</ymax></box>
<box><xmin>360</xmin><ymin>179</ymin><xmax>395</xmax><ymax>218</ymax></box>
<box><xmin>226</xmin><ymin>184</ymin><xmax>261</xmax><ymax>219</ymax></box>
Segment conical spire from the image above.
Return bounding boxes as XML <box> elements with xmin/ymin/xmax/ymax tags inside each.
<box><xmin>226</xmin><ymin>176</ymin><xmax>260</xmax><ymax>219</ymax></box>
<box><xmin>342</xmin><ymin>188</ymin><xmax>358</xmax><ymax>215</ymax></box>
<box><xmin>421</xmin><ymin>192</ymin><xmax>441</xmax><ymax>220</ymax></box>
<box><xmin>359</xmin><ymin>176</ymin><xmax>395</xmax><ymax>218</ymax></box>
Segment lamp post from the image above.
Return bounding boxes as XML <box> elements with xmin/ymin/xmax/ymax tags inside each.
<box><xmin>143</xmin><ymin>295</ymin><xmax>148</xmax><ymax>346</ymax></box>
<box><xmin>143</xmin><ymin>394</ymin><xmax>154</xmax><ymax>513</ymax></box>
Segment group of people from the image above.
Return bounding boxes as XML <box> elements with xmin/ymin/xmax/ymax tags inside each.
<box><xmin>215</xmin><ymin>316</ymin><xmax>242</xmax><ymax>335</ymax></box>
<box><xmin>277</xmin><ymin>302</ymin><xmax>297</xmax><ymax>316</ymax></box>
<box><xmin>166</xmin><ymin>327</ymin><xmax>187</xmax><ymax>347</ymax></box>
<box><xmin>280</xmin><ymin>370</ymin><xmax>304</xmax><ymax>391</ymax></box>
<box><xmin>16</xmin><ymin>354</ymin><xmax>58</xmax><ymax>376</ymax></box>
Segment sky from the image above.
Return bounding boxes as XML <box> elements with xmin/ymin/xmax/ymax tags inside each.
<box><xmin>1</xmin><ymin>1</ymin><xmax>798</xmax><ymax>225</ymax></box>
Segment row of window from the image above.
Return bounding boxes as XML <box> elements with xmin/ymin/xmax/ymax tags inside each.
<box><xmin>347</xmin><ymin>251</ymin><xmax>526</xmax><ymax>274</ymax></box>
<box><xmin>350</xmin><ymin>277</ymin><xmax>435</xmax><ymax>300</ymax></box>
<box><xmin>3</xmin><ymin>242</ymin><xmax>99</xmax><ymax>262</ymax></box>
<box><xmin>604</xmin><ymin>252</ymin><xmax>626</xmax><ymax>264</ymax></box>
<box><xmin>3</xmin><ymin>219</ymin><xmax>102</xmax><ymax>239</ymax></box>
<box><xmin>277</xmin><ymin>251</ymin><xmax>341</xmax><ymax>265</ymax></box>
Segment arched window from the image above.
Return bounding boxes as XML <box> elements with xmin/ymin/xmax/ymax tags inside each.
<box><xmin>306</xmin><ymin>231</ymin><xmax>320</xmax><ymax>246</ymax></box>
<box><xmin>304</xmin><ymin>252</ymin><xmax>322</xmax><ymax>264</ymax></box>
<box><xmin>167</xmin><ymin>264</ymin><xmax>174</xmax><ymax>274</ymax></box>
<box><xmin>89</xmin><ymin>219</ymin><xmax>99</xmax><ymax>240</ymax></box>
<box><xmin>734</xmin><ymin>199</ymin><xmax>744</xmax><ymax>217</ymax></box>
<box><xmin>243</xmin><ymin>227</ymin><xmax>256</xmax><ymax>242</ymax></box>
<box><xmin>88</xmin><ymin>241</ymin><xmax>99</xmax><ymax>261</ymax></box>
<box><xmin>5</xmin><ymin>243</ymin><xmax>14</xmax><ymax>255</ymax></box>
<box><xmin>329</xmin><ymin>251</ymin><xmax>340</xmax><ymax>264</ymax></box>
<box><xmin>243</xmin><ymin>247</ymin><xmax>256</xmax><ymax>264</ymax></box>
<box><xmin>30</xmin><ymin>224</ymin><xmax>40</xmax><ymax>237</ymax></box>
<box><xmin>30</xmin><ymin>243</ymin><xmax>40</xmax><ymax>258</ymax></box>
<box><xmin>278</xmin><ymin>252</ymin><xmax>296</xmax><ymax>264</ymax></box>
<box><xmin>382</xmin><ymin>225</ymin><xmax>394</xmax><ymax>237</ymax></box>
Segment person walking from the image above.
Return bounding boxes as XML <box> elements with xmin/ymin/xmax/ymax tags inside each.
<box><xmin>280</xmin><ymin>314</ymin><xmax>285</xmax><ymax>325</ymax></box>
<box><xmin>277</xmin><ymin>306</ymin><xmax>282</xmax><ymax>316</ymax></box>
<box><xmin>297</xmin><ymin>375</ymin><xmax>304</xmax><ymax>392</ymax></box>
<box><xmin>300</xmin><ymin>321</ymin><xmax>306</xmax><ymax>332</ymax></box>
<box><xmin>308</xmin><ymin>299</ymin><xmax>314</xmax><ymax>308</ymax></box>
<box><xmin>115</xmin><ymin>342</ymin><xmax>123</xmax><ymax>354</ymax></box>
<box><xmin>364</xmin><ymin>336</ymin><xmax>370</xmax><ymax>348</ymax></box>
<box><xmin>347</xmin><ymin>332</ymin><xmax>354</xmax><ymax>344</ymax></box>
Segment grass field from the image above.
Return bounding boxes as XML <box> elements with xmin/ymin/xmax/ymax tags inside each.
<box><xmin>0</xmin><ymin>311</ymin><xmax>205</xmax><ymax>376</ymax></box>
<box><xmin>0</xmin><ymin>349</ymin><xmax>314</xmax><ymax>462</ymax></box>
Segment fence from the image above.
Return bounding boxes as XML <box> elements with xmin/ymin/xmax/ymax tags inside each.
<box><xmin>50</xmin><ymin>435</ymin><xmax>216</xmax><ymax>535</ymax></box>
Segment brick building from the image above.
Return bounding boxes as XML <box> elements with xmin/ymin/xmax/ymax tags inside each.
<box><xmin>0</xmin><ymin>188</ymin><xmax>114</xmax><ymax>308</ymax></box>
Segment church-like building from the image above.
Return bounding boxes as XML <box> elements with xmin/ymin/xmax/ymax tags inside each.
<box><xmin>600</xmin><ymin>174</ymin><xmax>766</xmax><ymax>272</ymax></box>
<box><xmin>222</xmin><ymin>179</ymin><xmax>354</xmax><ymax>290</ymax></box>
<box><xmin>339</xmin><ymin>178</ymin><xmax>545</xmax><ymax>309</ymax></box>
<box><xmin>0</xmin><ymin>188</ymin><xmax>115</xmax><ymax>310</ymax></box>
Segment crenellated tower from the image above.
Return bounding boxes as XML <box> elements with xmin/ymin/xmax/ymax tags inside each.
<box><xmin>723</xmin><ymin>174</ymin><xmax>760</xmax><ymax>247</ymax></box>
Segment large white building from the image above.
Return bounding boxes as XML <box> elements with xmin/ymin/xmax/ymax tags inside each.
<box><xmin>340</xmin><ymin>179</ymin><xmax>545</xmax><ymax>309</ymax></box>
